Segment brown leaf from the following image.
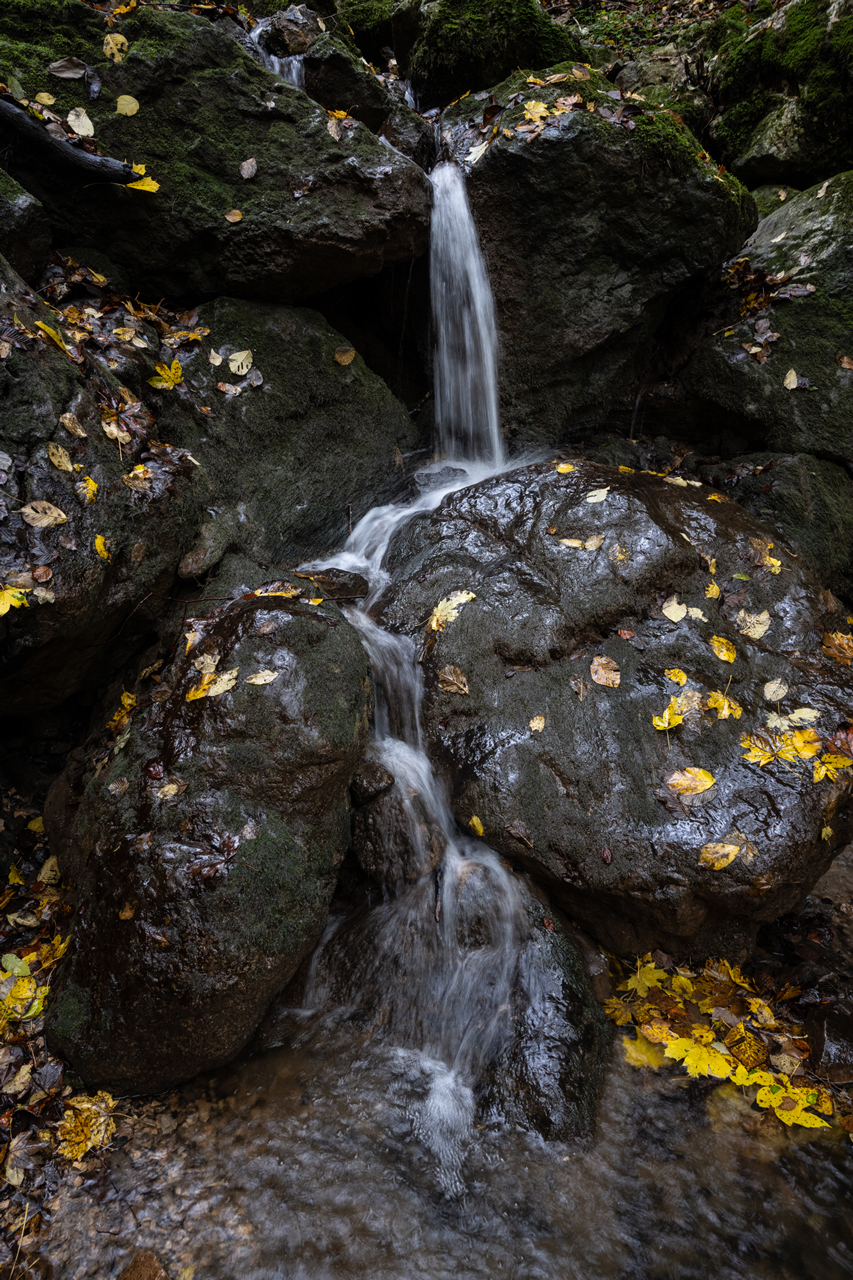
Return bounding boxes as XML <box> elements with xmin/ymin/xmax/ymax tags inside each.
<box><xmin>224</xmin><ymin>209</ymin><xmax>243</xmax><ymax>223</ymax></box>
<box><xmin>438</xmin><ymin>665</ymin><xmax>469</xmax><ymax>694</ymax></box>
<box><xmin>590</xmin><ymin>655</ymin><xmax>620</xmax><ymax>687</ymax></box>
<box><xmin>334</xmin><ymin>346</ymin><xmax>356</xmax><ymax>366</ymax></box>
<box><xmin>239</xmin><ymin>157</ymin><xmax>257</xmax><ymax>180</ymax></box>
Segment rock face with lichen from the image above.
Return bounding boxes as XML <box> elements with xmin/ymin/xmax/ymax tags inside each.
<box><xmin>0</xmin><ymin>0</ymin><xmax>430</xmax><ymax>300</ymax></box>
<box><xmin>439</xmin><ymin>63</ymin><xmax>756</xmax><ymax>444</ymax></box>
<box><xmin>44</xmin><ymin>585</ymin><xmax>371</xmax><ymax>1094</ymax></box>
<box><xmin>381</xmin><ymin>460</ymin><xmax>853</xmax><ymax>957</ymax></box>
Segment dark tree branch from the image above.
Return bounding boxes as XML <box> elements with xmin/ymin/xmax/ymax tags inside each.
<box><xmin>0</xmin><ymin>98</ymin><xmax>136</xmax><ymax>186</ymax></box>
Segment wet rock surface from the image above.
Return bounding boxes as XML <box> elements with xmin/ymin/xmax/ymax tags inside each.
<box><xmin>381</xmin><ymin>461</ymin><xmax>853</xmax><ymax>955</ymax></box>
<box><xmin>0</xmin><ymin>171</ymin><xmax>51</xmax><ymax>285</ymax></box>
<box><xmin>43</xmin><ymin>587</ymin><xmax>371</xmax><ymax>1093</ymax></box>
<box><xmin>1</xmin><ymin>3</ymin><xmax>430</xmax><ymax>301</ymax></box>
<box><xmin>440</xmin><ymin>64</ymin><xmax>756</xmax><ymax>443</ymax></box>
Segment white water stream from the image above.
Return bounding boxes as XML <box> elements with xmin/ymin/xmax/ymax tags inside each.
<box><xmin>248</xmin><ymin>18</ymin><xmax>305</xmax><ymax>88</ymax></box>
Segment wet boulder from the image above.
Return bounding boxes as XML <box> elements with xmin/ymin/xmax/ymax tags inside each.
<box><xmin>0</xmin><ymin>254</ymin><xmax>204</xmax><ymax>717</ymax></box>
<box><xmin>707</xmin><ymin>0</ymin><xmax>853</xmax><ymax>187</ymax></box>
<box><xmin>381</xmin><ymin>461</ymin><xmax>853</xmax><ymax>957</ymax></box>
<box><xmin>0</xmin><ymin>2</ymin><xmax>430</xmax><ymax>300</ymax></box>
<box><xmin>44</xmin><ymin>585</ymin><xmax>372</xmax><ymax>1094</ymax></box>
<box><xmin>440</xmin><ymin>65</ymin><xmax>756</xmax><ymax>444</ymax></box>
<box><xmin>391</xmin><ymin>0</ymin><xmax>585</xmax><ymax>105</ymax></box>
<box><xmin>0</xmin><ymin>172</ymin><xmax>51</xmax><ymax>285</ymax></box>
<box><xmin>683</xmin><ymin>175</ymin><xmax>853</xmax><ymax>465</ymax></box>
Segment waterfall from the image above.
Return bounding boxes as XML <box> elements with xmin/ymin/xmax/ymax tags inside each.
<box><xmin>298</xmin><ymin>164</ymin><xmax>519</xmax><ymax>1195</ymax></box>
<box><xmin>247</xmin><ymin>18</ymin><xmax>305</xmax><ymax>88</ymax></box>
<box><xmin>430</xmin><ymin>162</ymin><xmax>504</xmax><ymax>465</ymax></box>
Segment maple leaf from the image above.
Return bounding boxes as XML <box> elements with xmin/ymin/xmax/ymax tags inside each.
<box><xmin>524</xmin><ymin>99</ymin><xmax>549</xmax><ymax>122</ymax></box>
<box><xmin>813</xmin><ymin>753</ymin><xmax>853</xmax><ymax>782</ymax></box>
<box><xmin>724</xmin><ymin>1021</ymin><xmax>768</xmax><ymax>1069</ymax></box>
<box><xmin>822</xmin><ymin>631</ymin><xmax>853</xmax><ymax>665</ymax></box>
<box><xmin>619</xmin><ymin>959</ymin><xmax>668</xmax><ymax>998</ymax></box>
<box><xmin>706</xmin><ymin>580</ymin><xmax>721</xmax><ymax>599</ymax></box>
<box><xmin>147</xmin><ymin>359</ymin><xmax>183</xmax><ymax>390</ymax></box>
<box><xmin>56</xmin><ymin>1092</ymin><xmax>117</xmax><ymax>1160</ymax></box>
<box><xmin>664</xmin><ymin>1037</ymin><xmax>732</xmax><ymax>1078</ymax></box>
<box><xmin>603</xmin><ymin>998</ymin><xmax>633</xmax><ymax>1026</ymax></box>
<box><xmin>426</xmin><ymin>591</ymin><xmax>476</xmax><ymax>633</ymax></box>
<box><xmin>707</xmin><ymin>690</ymin><xmax>742</xmax><ymax>720</ymax></box>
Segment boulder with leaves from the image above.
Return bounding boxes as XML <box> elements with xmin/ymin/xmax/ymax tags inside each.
<box><xmin>381</xmin><ymin>460</ymin><xmax>853</xmax><ymax>956</ymax></box>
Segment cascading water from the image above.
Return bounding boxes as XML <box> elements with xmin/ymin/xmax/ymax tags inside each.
<box><xmin>291</xmin><ymin>160</ymin><xmax>527</xmax><ymax>1193</ymax></box>
<box><xmin>430</xmin><ymin>163</ymin><xmax>504</xmax><ymax>464</ymax></box>
<box><xmin>248</xmin><ymin>18</ymin><xmax>305</xmax><ymax>88</ymax></box>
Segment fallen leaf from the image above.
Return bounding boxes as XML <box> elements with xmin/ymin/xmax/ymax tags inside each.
<box><xmin>122</xmin><ymin>464</ymin><xmax>152</xmax><ymax>492</ymax></box>
<box><xmin>707</xmin><ymin>690</ymin><xmax>742</xmax><ymax>720</ymax></box>
<box><xmin>609</xmin><ymin>542</ymin><xmax>630</xmax><ymax>565</ymax></box>
<box><xmin>469</xmin><ymin>815</ymin><xmax>484</xmax><ymax>837</ymax></box>
<box><xmin>523</xmin><ymin>99</ymin><xmax>549</xmax><ymax>122</ymax></box>
<box><xmin>736</xmin><ymin>608</ymin><xmax>771</xmax><ymax>639</ymax></box>
<box><xmin>813</xmin><ymin>752</ymin><xmax>853</xmax><ymax>782</ymax></box>
<box><xmin>119</xmin><ymin>901</ymin><xmax>136</xmax><ymax>919</ymax></box>
<box><xmin>822</xmin><ymin>631</ymin><xmax>853</xmax><ymax>665</ymax></box>
<box><xmin>94</xmin><ymin>534</ymin><xmax>111</xmax><ymax>561</ymax></box>
<box><xmin>127</xmin><ymin>175</ymin><xmax>160</xmax><ymax>193</ymax></box>
<box><xmin>47</xmin><ymin>442</ymin><xmax>73</xmax><ymax>472</ymax></box>
<box><xmin>35</xmin><ymin>321</ymin><xmax>74</xmax><ymax>358</ymax></box>
<box><xmin>438</xmin><ymin>665</ymin><xmax>469</xmax><ymax>694</ymax></box>
<box><xmin>103</xmin><ymin>32</ymin><xmax>128</xmax><ymax>61</ymax></box>
<box><xmin>652</xmin><ymin>698</ymin><xmax>684</xmax><ymax>731</ymax></box>
<box><xmin>559</xmin><ymin>538</ymin><xmax>584</xmax><ymax>548</ymax></box>
<box><xmin>224</xmin><ymin>209</ymin><xmax>243</xmax><ymax>223</ymax></box>
<box><xmin>147</xmin><ymin>359</ymin><xmax>183</xmax><ymax>390</ymax></box>
<box><xmin>207</xmin><ymin>668</ymin><xmax>239</xmax><ymax>697</ymax></box>
<box><xmin>34</xmin><ymin>92</ymin><xmax>55</xmax><ymax>105</ymax></box>
<box><xmin>239</xmin><ymin>157</ymin><xmax>257</xmax><ymax>180</ymax></box>
<box><xmin>27</xmin><ymin>817</ymin><xmax>44</xmax><ymax>834</ymax></box>
<box><xmin>245</xmin><ymin>670</ymin><xmax>279</xmax><ymax>685</ymax></box>
<box><xmin>529</xmin><ymin>714</ymin><xmax>545</xmax><ymax>733</ymax></box>
<box><xmin>665</xmin><ymin>668</ymin><xmax>687</xmax><ymax>686</ymax></box>
<box><xmin>664</xmin><ymin>1037</ymin><xmax>732</xmax><ymax>1078</ymax></box>
<box><xmin>707</xmin><ymin>493</ymin><xmax>728</xmax><ymax>503</ymax></box>
<box><xmin>157</xmin><ymin>783</ymin><xmax>179</xmax><ymax>799</ymax></box>
<box><xmin>228</xmin><ymin>349</ymin><xmax>253</xmax><ymax>376</ymax></box>
<box><xmin>709</xmin><ymin>635</ymin><xmax>736</xmax><ymax>663</ymax></box>
<box><xmin>426</xmin><ymin>591</ymin><xmax>476</xmax><ymax>632</ymax></box>
<box><xmin>108</xmin><ymin>777</ymin><xmax>129</xmax><ymax>797</ymax></box>
<box><xmin>102</xmin><ymin>419</ymin><xmax>131</xmax><ymax>445</ymax></box>
<box><xmin>767</xmin><ymin>707</ymin><xmax>820</xmax><ymax>731</ymax></box>
<box><xmin>700</xmin><ymin>831</ymin><xmax>756</xmax><ymax>869</ymax></box>
<box><xmin>0</xmin><ymin>587</ymin><xmax>30</xmax><ymax>617</ymax></box>
<box><xmin>67</xmin><ymin>106</ymin><xmax>94</xmax><ymax>137</ymax></box>
<box><xmin>838</xmin><ymin>354</ymin><xmax>853</xmax><ymax>371</ymax></box>
<box><xmin>554</xmin><ymin>461</ymin><xmax>575</xmax><ymax>473</ymax></box>
<box><xmin>620</xmin><ymin>960</ymin><xmax>668</xmax><ymax>998</ymax></box>
<box><xmin>465</xmin><ymin>140</ymin><xmax>489</xmax><ymax>164</ymax></box>
<box><xmin>585</xmin><ymin>487</ymin><xmax>610</xmax><ymax>503</ymax></box>
<box><xmin>208</xmin><ymin>349</ymin><xmax>223</xmax><ymax>365</ymax></box>
<box><xmin>661</xmin><ymin>595</ymin><xmax>687</xmax><ymax>622</ymax></box>
<box><xmin>216</xmin><ymin>382</ymin><xmax>241</xmax><ymax>396</ymax></box>
<box><xmin>623</xmin><ymin>1032</ymin><xmax>667</xmax><ymax>1070</ymax></box>
<box><xmin>783</xmin><ymin>368</ymin><xmax>798</xmax><ymax>390</ymax></box>
<box><xmin>56</xmin><ymin>1092</ymin><xmax>117</xmax><ymax>1160</ymax></box>
<box><xmin>706</xmin><ymin>581</ymin><xmax>721</xmax><ymax>599</ymax></box>
<box><xmin>59</xmin><ymin>411</ymin><xmax>87</xmax><ymax>437</ymax></box>
<box><xmin>763</xmin><ymin>678</ymin><xmax>789</xmax><ymax>701</ymax></box>
<box><xmin>334</xmin><ymin>346</ymin><xmax>356</xmax><ymax>366</ymax></box>
<box><xmin>665</xmin><ymin>768</ymin><xmax>715</xmax><ymax>795</ymax></box>
<box><xmin>193</xmin><ymin>652</ymin><xmax>221</xmax><ymax>674</ymax></box>
<box><xmin>115</xmin><ymin>94</ymin><xmax>139</xmax><ymax>116</ymax></box>
<box><xmin>49</xmin><ymin>57</ymin><xmax>88</xmax><ymax>78</ymax></box>
<box><xmin>590</xmin><ymin>655</ymin><xmax>620</xmax><ymax>687</ymax></box>
<box><xmin>20</xmin><ymin>501</ymin><xmax>67</xmax><ymax>528</ymax></box>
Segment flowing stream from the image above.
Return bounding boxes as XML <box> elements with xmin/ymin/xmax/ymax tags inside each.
<box><xmin>39</xmin><ymin>164</ymin><xmax>853</xmax><ymax>1280</ymax></box>
<box><xmin>248</xmin><ymin>18</ymin><xmax>306</xmax><ymax>88</ymax></box>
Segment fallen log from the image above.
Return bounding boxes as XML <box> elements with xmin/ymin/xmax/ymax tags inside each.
<box><xmin>0</xmin><ymin>97</ymin><xmax>136</xmax><ymax>187</ymax></box>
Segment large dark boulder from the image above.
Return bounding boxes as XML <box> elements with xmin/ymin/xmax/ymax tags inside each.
<box><xmin>381</xmin><ymin>461</ymin><xmax>853</xmax><ymax>956</ymax></box>
<box><xmin>439</xmin><ymin>65</ymin><xmax>756</xmax><ymax>444</ymax></box>
<box><xmin>44</xmin><ymin>581</ymin><xmax>372</xmax><ymax>1093</ymax></box>
<box><xmin>0</xmin><ymin>1</ymin><xmax>430</xmax><ymax>300</ymax></box>
<box><xmin>0</xmin><ymin>172</ymin><xmax>51</xmax><ymax>284</ymax></box>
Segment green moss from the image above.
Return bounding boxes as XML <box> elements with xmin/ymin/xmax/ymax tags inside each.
<box><xmin>632</xmin><ymin>111</ymin><xmax>704</xmax><ymax>179</ymax></box>
<box><xmin>406</xmin><ymin>0</ymin><xmax>585</xmax><ymax>103</ymax></box>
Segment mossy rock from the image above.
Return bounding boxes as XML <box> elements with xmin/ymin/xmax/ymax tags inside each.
<box><xmin>683</xmin><ymin>172</ymin><xmax>853</xmax><ymax>465</ymax></box>
<box><xmin>439</xmin><ymin>66</ymin><xmax>756</xmax><ymax>444</ymax></box>
<box><xmin>393</xmin><ymin>0</ymin><xmax>586</xmax><ymax>105</ymax></box>
<box><xmin>0</xmin><ymin>2</ymin><xmax>429</xmax><ymax>300</ymax></box>
<box><xmin>708</xmin><ymin>0</ymin><xmax>853</xmax><ymax>187</ymax></box>
<box><xmin>44</xmin><ymin>588</ymin><xmax>372</xmax><ymax>1093</ymax></box>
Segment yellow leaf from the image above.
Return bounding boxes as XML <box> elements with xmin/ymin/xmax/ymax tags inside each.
<box><xmin>187</xmin><ymin>673</ymin><xmax>215</xmax><ymax>701</ymax></box>
<box><xmin>60</xmin><ymin>411</ymin><xmax>87</xmax><ymax>437</ymax></box>
<box><xmin>157</xmin><ymin>783</ymin><xmax>179</xmax><ymax>799</ymax></box>
<box><xmin>228</xmin><ymin>349</ymin><xmax>253</xmax><ymax>376</ymax></box>
<box><xmin>652</xmin><ymin>698</ymin><xmax>684</xmax><ymax>731</ymax></box>
<box><xmin>47</xmin><ymin>441</ymin><xmax>73</xmax><ymax>472</ymax></box>
<box><xmin>763</xmin><ymin>678</ymin><xmax>789</xmax><ymax>701</ymax></box>
<box><xmin>4</xmin><ymin>976</ymin><xmax>36</xmax><ymax>1017</ymax></box>
<box><xmin>254</xmin><ymin>584</ymin><xmax>300</xmax><ymax>598</ymax></box>
<box><xmin>664</xmin><ymin>1037</ymin><xmax>732</xmax><ymax>1078</ymax></box>
<box><xmin>623</xmin><ymin>1032</ymin><xmax>667</xmax><ymax>1070</ymax></box>
<box><xmin>245</xmin><ymin>670</ymin><xmax>279</xmax><ymax>685</ymax></box>
<box><xmin>103</xmin><ymin>32</ymin><xmax>128</xmax><ymax>61</ymax></box>
<box><xmin>709</xmin><ymin>635</ymin><xmax>736</xmax><ymax>663</ymax></box>
<box><xmin>39</xmin><ymin>933</ymin><xmax>70</xmax><ymax>971</ymax></box>
<box><xmin>822</xmin><ymin>631</ymin><xmax>853</xmax><ymax>665</ymax></box>
<box><xmin>95</xmin><ymin>534</ymin><xmax>111</xmax><ymax>561</ymax></box>
<box><xmin>8</xmin><ymin>866</ymin><xmax>24</xmax><ymax>885</ymax></box>
<box><xmin>664</xmin><ymin>668</ymin><xmax>687</xmax><ymax>686</ymax></box>
<box><xmin>788</xmin><ymin>727</ymin><xmax>821</xmax><ymax>759</ymax></box>
<box><xmin>67</xmin><ymin>106</ymin><xmax>94</xmax><ymax>137</ymax></box>
<box><xmin>590</xmin><ymin>655</ymin><xmax>620</xmax><ymax>687</ymax></box>
<box><xmin>56</xmin><ymin>1092</ymin><xmax>117</xmax><ymax>1160</ymax></box>
<box><xmin>707</xmin><ymin>493</ymin><xmax>728</xmax><ymax>503</ymax></box>
<box><xmin>469</xmin><ymin>815</ymin><xmax>484</xmax><ymax>837</ymax></box>
<box><xmin>603</xmin><ymin>998</ymin><xmax>633</xmax><ymax>1026</ymax></box>
<box><xmin>0</xmin><ymin>587</ymin><xmax>31</xmax><ymax>617</ymax></box>
<box><xmin>147</xmin><ymin>359</ymin><xmax>183</xmax><ymax>389</ymax></box>
<box><xmin>206</xmin><ymin>667</ymin><xmax>238</xmax><ymax>697</ymax></box>
<box><xmin>640</xmin><ymin>1018</ymin><xmax>675</xmax><ymax>1045</ymax></box>
<box><xmin>618</xmin><ymin>464</ymin><xmax>635</xmax><ymax>473</ymax></box>
<box><xmin>224</xmin><ymin>209</ymin><xmax>243</xmax><ymax>223</ymax></box>
<box><xmin>661</xmin><ymin>595</ymin><xmax>687</xmax><ymax>622</ymax></box>
<box><xmin>127</xmin><ymin>175</ymin><xmax>160</xmax><ymax>192</ymax></box>
<box><xmin>814</xmin><ymin>753</ymin><xmax>853</xmax><ymax>782</ymax></box>
<box><xmin>553</xmin><ymin>461</ymin><xmax>575</xmax><ymax>473</ymax></box>
<box><xmin>27</xmin><ymin>817</ymin><xmax>44</xmax><ymax>833</ymax></box>
<box><xmin>75</xmin><ymin>475</ymin><xmax>98</xmax><ymax>505</ymax></box>
<box><xmin>699</xmin><ymin>841</ymin><xmax>739</xmax><ymax>870</ymax></box>
<box><xmin>529</xmin><ymin>714</ymin><xmax>545</xmax><ymax>733</ymax></box>
<box><xmin>334</xmin><ymin>346</ymin><xmax>356</xmax><ymax>366</ymax></box>
<box><xmin>426</xmin><ymin>591</ymin><xmax>476</xmax><ymax>632</ymax></box>
<box><xmin>116</xmin><ymin>93</ymin><xmax>139</xmax><ymax>116</ymax></box>
<box><xmin>35</xmin><ymin>320</ymin><xmax>74</xmax><ymax>358</ymax></box>
<box><xmin>706</xmin><ymin>580</ymin><xmax>721</xmax><ymax>599</ymax></box>
<box><xmin>20</xmin><ymin>500</ymin><xmax>67</xmax><ymax>528</ymax></box>
<box><xmin>783</xmin><ymin>368</ymin><xmax>798</xmax><ymax>390</ymax></box>
<box><xmin>707</xmin><ymin>690</ymin><xmax>742</xmax><ymax>720</ymax></box>
<box><xmin>122</xmin><ymin>464</ymin><xmax>152</xmax><ymax>492</ymax></box>
<box><xmin>619</xmin><ymin>959</ymin><xmax>668</xmax><ymax>998</ymax></box>
<box><xmin>438</xmin><ymin>665</ymin><xmax>469</xmax><ymax>694</ymax></box>
<box><xmin>34</xmin><ymin>92</ymin><xmax>55</xmax><ymax>105</ymax></box>
<box><xmin>665</xmin><ymin>767</ymin><xmax>715</xmax><ymax>795</ymax></box>
<box><xmin>524</xmin><ymin>99</ymin><xmax>549</xmax><ymax>122</ymax></box>
<box><xmin>327</xmin><ymin>108</ymin><xmax>348</xmax><ymax>119</ymax></box>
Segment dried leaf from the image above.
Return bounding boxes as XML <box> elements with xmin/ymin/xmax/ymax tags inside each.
<box><xmin>115</xmin><ymin>94</ymin><xmax>139</xmax><ymax>116</ymax></box>
<box><xmin>208</xmin><ymin>349</ymin><xmax>223</xmax><ymax>365</ymax></box>
<box><xmin>529</xmin><ymin>714</ymin><xmax>545</xmax><ymax>733</ymax></box>
<box><xmin>334</xmin><ymin>346</ymin><xmax>356</xmax><ymax>366</ymax></box>
<box><xmin>60</xmin><ymin>411</ymin><xmax>87</xmax><ymax>438</ymax></box>
<box><xmin>245</xmin><ymin>670</ymin><xmax>279</xmax><ymax>685</ymax></box>
<box><xmin>216</xmin><ymin>382</ymin><xmax>241</xmax><ymax>396</ymax></box>
<box><xmin>524</xmin><ymin>99</ymin><xmax>549</xmax><ymax>122</ymax></box>
<box><xmin>34</xmin><ymin>92</ymin><xmax>55</xmax><ymax>105</ymax></box>
<box><xmin>585</xmin><ymin>487</ymin><xmax>610</xmax><ymax>503</ymax></box>
<box><xmin>122</xmin><ymin>464</ymin><xmax>152</xmax><ymax>492</ymax></box>
<box><xmin>687</xmin><ymin>607</ymin><xmax>708</xmax><ymax>621</ymax></box>
<box><xmin>193</xmin><ymin>652</ymin><xmax>220</xmax><ymax>674</ymax></box>
<box><xmin>239</xmin><ymin>157</ymin><xmax>257</xmax><ymax>180</ymax></box>
<box><xmin>709</xmin><ymin>635</ymin><xmax>736</xmax><ymax>663</ymax></box>
<box><xmin>426</xmin><ymin>591</ymin><xmax>476</xmax><ymax>632</ymax></box>
<box><xmin>700</xmin><ymin>831</ymin><xmax>756</xmax><ymax>869</ymax></box>
<box><xmin>67</xmin><ymin>106</ymin><xmax>94</xmax><ymax>136</ymax></box>
<box><xmin>783</xmin><ymin>368</ymin><xmax>798</xmax><ymax>390</ymax></box>
<box><xmin>49</xmin><ymin>57</ymin><xmax>88</xmax><ymax>79</ymax></box>
<box><xmin>224</xmin><ymin>209</ymin><xmax>243</xmax><ymax>223</ymax></box>
<box><xmin>228</xmin><ymin>349</ymin><xmax>252</xmax><ymax>376</ymax></box>
<box><xmin>822</xmin><ymin>631</ymin><xmax>853</xmax><ymax>665</ymax></box>
<box><xmin>665</xmin><ymin>768</ymin><xmax>715</xmax><ymax>795</ymax></box>
<box><xmin>763</xmin><ymin>678</ymin><xmax>789</xmax><ymax>701</ymax></box>
<box><xmin>47</xmin><ymin>441</ymin><xmax>72</xmax><ymax>472</ymax></box>
<box><xmin>20</xmin><ymin>501</ymin><xmax>67</xmax><ymax>528</ymax></box>
<box><xmin>206</xmin><ymin>668</ymin><xmax>239</xmax><ymax>697</ymax></box>
<box><xmin>590</xmin><ymin>655</ymin><xmax>620</xmax><ymax>687</ymax></box>
<box><xmin>736</xmin><ymin>608</ymin><xmax>771</xmax><ymax>639</ymax></box>
<box><xmin>661</xmin><ymin>595</ymin><xmax>687</xmax><ymax>622</ymax></box>
<box><xmin>438</xmin><ymin>665</ymin><xmax>469</xmax><ymax>694</ymax></box>
<box><xmin>56</xmin><ymin>1092</ymin><xmax>117</xmax><ymax>1160</ymax></box>
<box><xmin>103</xmin><ymin>32</ymin><xmax>128</xmax><ymax>61</ymax></box>
<box><xmin>706</xmin><ymin>581</ymin><xmax>721</xmax><ymax>599</ymax></box>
